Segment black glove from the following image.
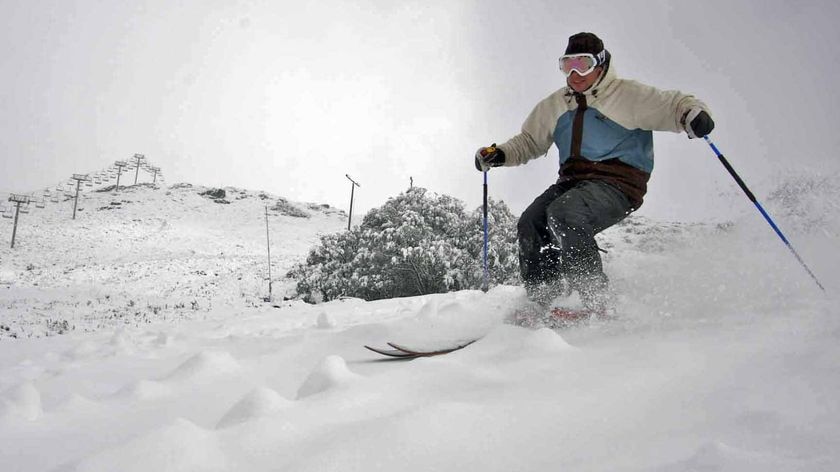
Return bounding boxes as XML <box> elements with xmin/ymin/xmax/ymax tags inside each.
<box><xmin>474</xmin><ymin>144</ymin><xmax>506</xmax><ymax>171</ymax></box>
<box><xmin>684</xmin><ymin>108</ymin><xmax>715</xmax><ymax>139</ymax></box>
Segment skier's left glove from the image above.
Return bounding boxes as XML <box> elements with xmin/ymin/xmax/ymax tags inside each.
<box><xmin>683</xmin><ymin>108</ymin><xmax>715</xmax><ymax>139</ymax></box>
<box><xmin>474</xmin><ymin>144</ymin><xmax>506</xmax><ymax>171</ymax></box>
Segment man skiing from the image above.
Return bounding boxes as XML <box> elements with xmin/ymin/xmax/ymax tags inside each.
<box><xmin>475</xmin><ymin>32</ymin><xmax>714</xmax><ymax>315</ymax></box>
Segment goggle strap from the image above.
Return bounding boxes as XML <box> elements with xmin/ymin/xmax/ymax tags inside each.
<box><xmin>594</xmin><ymin>49</ymin><xmax>606</xmax><ymax>66</ymax></box>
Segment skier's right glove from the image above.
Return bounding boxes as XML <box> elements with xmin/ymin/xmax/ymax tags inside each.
<box><xmin>474</xmin><ymin>144</ymin><xmax>506</xmax><ymax>171</ymax></box>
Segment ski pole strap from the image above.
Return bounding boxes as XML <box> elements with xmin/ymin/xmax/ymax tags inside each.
<box><xmin>703</xmin><ymin>136</ymin><xmax>825</xmax><ymax>292</ymax></box>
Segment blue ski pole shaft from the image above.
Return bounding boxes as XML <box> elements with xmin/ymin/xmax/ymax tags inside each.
<box><xmin>482</xmin><ymin>171</ymin><xmax>489</xmax><ymax>292</ymax></box>
<box><xmin>703</xmin><ymin>136</ymin><xmax>825</xmax><ymax>292</ymax></box>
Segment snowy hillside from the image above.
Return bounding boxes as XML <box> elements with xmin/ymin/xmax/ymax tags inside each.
<box><xmin>1</xmin><ymin>173</ymin><xmax>839</xmax><ymax>471</ymax></box>
<box><xmin>0</xmin><ymin>181</ymin><xmax>347</xmax><ymax>338</ymax></box>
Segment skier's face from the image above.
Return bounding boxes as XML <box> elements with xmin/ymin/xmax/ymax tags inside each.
<box><xmin>567</xmin><ymin>67</ymin><xmax>602</xmax><ymax>93</ymax></box>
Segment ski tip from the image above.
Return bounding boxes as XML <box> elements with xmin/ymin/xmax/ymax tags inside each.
<box><xmin>386</xmin><ymin>339</ymin><xmax>478</xmax><ymax>357</ymax></box>
<box><xmin>363</xmin><ymin>345</ymin><xmax>418</xmax><ymax>359</ymax></box>
<box><xmin>365</xmin><ymin>339</ymin><xmax>481</xmax><ymax>359</ymax></box>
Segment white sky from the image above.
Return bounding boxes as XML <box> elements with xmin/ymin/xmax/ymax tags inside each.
<box><xmin>2</xmin><ymin>0</ymin><xmax>839</xmax><ymax>221</ymax></box>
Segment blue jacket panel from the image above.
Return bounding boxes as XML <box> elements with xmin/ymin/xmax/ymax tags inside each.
<box><xmin>553</xmin><ymin>107</ymin><xmax>654</xmax><ymax>173</ymax></box>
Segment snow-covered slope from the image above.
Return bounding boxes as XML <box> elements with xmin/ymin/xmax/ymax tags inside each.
<box><xmin>1</xmin><ymin>174</ymin><xmax>838</xmax><ymax>471</ymax></box>
<box><xmin>0</xmin><ymin>182</ymin><xmax>347</xmax><ymax>338</ymax></box>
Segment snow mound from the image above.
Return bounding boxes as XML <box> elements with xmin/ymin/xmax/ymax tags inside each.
<box><xmin>0</xmin><ymin>382</ymin><xmax>42</xmax><ymax>422</ymax></box>
<box><xmin>66</xmin><ymin>341</ymin><xmax>100</xmax><ymax>360</ymax></box>
<box><xmin>437</xmin><ymin>299</ymin><xmax>472</xmax><ymax>318</ymax></box>
<box><xmin>296</xmin><ymin>355</ymin><xmax>361</xmax><ymax>399</ymax></box>
<box><xmin>316</xmin><ymin>311</ymin><xmax>336</xmax><ymax>329</ymax></box>
<box><xmin>523</xmin><ymin>328</ymin><xmax>575</xmax><ymax>353</ymax></box>
<box><xmin>73</xmin><ymin>418</ymin><xmax>228</xmax><ymax>472</ymax></box>
<box><xmin>216</xmin><ymin>387</ymin><xmax>292</xmax><ymax>428</ymax></box>
<box><xmin>0</xmin><ymin>268</ymin><xmax>14</xmax><ymax>284</ymax></box>
<box><xmin>53</xmin><ymin>393</ymin><xmax>100</xmax><ymax>413</ymax></box>
<box><xmin>113</xmin><ymin>380</ymin><xmax>172</xmax><ymax>401</ymax></box>
<box><xmin>655</xmin><ymin>440</ymin><xmax>803</xmax><ymax>471</ymax></box>
<box><xmin>154</xmin><ymin>331</ymin><xmax>175</xmax><ymax>347</ymax></box>
<box><xmin>415</xmin><ymin>299</ymin><xmax>439</xmax><ymax>320</ymax></box>
<box><xmin>162</xmin><ymin>351</ymin><xmax>241</xmax><ymax>383</ymax></box>
<box><xmin>109</xmin><ymin>329</ymin><xmax>135</xmax><ymax>354</ymax></box>
<box><xmin>470</xmin><ymin>325</ymin><xmax>577</xmax><ymax>359</ymax></box>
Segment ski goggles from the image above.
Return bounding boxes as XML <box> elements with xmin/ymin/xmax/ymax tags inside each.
<box><xmin>559</xmin><ymin>50</ymin><xmax>607</xmax><ymax>77</ymax></box>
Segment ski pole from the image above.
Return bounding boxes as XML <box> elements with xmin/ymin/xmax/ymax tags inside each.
<box><xmin>482</xmin><ymin>170</ymin><xmax>489</xmax><ymax>292</ymax></box>
<box><xmin>703</xmin><ymin>136</ymin><xmax>825</xmax><ymax>292</ymax></box>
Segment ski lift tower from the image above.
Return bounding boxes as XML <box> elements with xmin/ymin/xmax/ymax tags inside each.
<box><xmin>71</xmin><ymin>174</ymin><xmax>90</xmax><ymax>219</ymax></box>
<box><xmin>114</xmin><ymin>161</ymin><xmax>129</xmax><ymax>191</ymax></box>
<box><xmin>150</xmin><ymin>166</ymin><xmax>161</xmax><ymax>184</ymax></box>
<box><xmin>132</xmin><ymin>153</ymin><xmax>146</xmax><ymax>184</ymax></box>
<box><xmin>7</xmin><ymin>194</ymin><xmax>31</xmax><ymax>248</ymax></box>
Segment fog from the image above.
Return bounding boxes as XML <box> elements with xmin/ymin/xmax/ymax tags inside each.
<box><xmin>2</xmin><ymin>0</ymin><xmax>838</xmax><ymax>221</ymax></box>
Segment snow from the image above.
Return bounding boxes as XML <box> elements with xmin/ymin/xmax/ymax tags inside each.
<box><xmin>1</xmin><ymin>182</ymin><xmax>839</xmax><ymax>471</ymax></box>
<box><xmin>0</xmin><ymin>182</ymin><xmax>347</xmax><ymax>338</ymax></box>
<box><xmin>295</xmin><ymin>355</ymin><xmax>362</xmax><ymax>399</ymax></box>
<box><xmin>216</xmin><ymin>387</ymin><xmax>292</xmax><ymax>429</ymax></box>
<box><xmin>0</xmin><ymin>382</ymin><xmax>42</xmax><ymax>422</ymax></box>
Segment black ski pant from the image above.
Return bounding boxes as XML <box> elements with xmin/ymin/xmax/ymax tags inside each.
<box><xmin>517</xmin><ymin>179</ymin><xmax>633</xmax><ymax>289</ymax></box>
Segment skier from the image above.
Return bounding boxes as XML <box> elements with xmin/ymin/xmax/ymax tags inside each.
<box><xmin>475</xmin><ymin>32</ymin><xmax>714</xmax><ymax>316</ymax></box>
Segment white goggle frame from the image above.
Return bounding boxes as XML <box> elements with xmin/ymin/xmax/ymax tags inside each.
<box><xmin>559</xmin><ymin>50</ymin><xmax>607</xmax><ymax>77</ymax></box>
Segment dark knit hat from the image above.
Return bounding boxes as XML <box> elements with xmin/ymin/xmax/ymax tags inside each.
<box><xmin>564</xmin><ymin>32</ymin><xmax>604</xmax><ymax>56</ymax></box>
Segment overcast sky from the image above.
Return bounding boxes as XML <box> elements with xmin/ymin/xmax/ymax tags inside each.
<box><xmin>2</xmin><ymin>0</ymin><xmax>839</xmax><ymax>221</ymax></box>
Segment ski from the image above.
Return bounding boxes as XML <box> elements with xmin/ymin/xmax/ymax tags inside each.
<box><xmin>387</xmin><ymin>340</ymin><xmax>478</xmax><ymax>356</ymax></box>
<box><xmin>364</xmin><ymin>339</ymin><xmax>478</xmax><ymax>359</ymax></box>
<box><xmin>365</xmin><ymin>308</ymin><xmax>615</xmax><ymax>359</ymax></box>
<box><xmin>363</xmin><ymin>344</ymin><xmax>421</xmax><ymax>359</ymax></box>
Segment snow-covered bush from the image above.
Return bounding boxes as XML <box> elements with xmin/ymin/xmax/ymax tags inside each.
<box><xmin>271</xmin><ymin>198</ymin><xmax>310</xmax><ymax>218</ymax></box>
<box><xmin>290</xmin><ymin>187</ymin><xmax>519</xmax><ymax>302</ymax></box>
<box><xmin>765</xmin><ymin>172</ymin><xmax>840</xmax><ymax>235</ymax></box>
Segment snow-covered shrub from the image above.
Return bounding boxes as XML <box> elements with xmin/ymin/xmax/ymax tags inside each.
<box><xmin>290</xmin><ymin>187</ymin><xmax>519</xmax><ymax>302</ymax></box>
<box><xmin>271</xmin><ymin>198</ymin><xmax>310</xmax><ymax>218</ymax></box>
<box><xmin>199</xmin><ymin>188</ymin><xmax>226</xmax><ymax>200</ymax></box>
<box><xmin>765</xmin><ymin>172</ymin><xmax>840</xmax><ymax>235</ymax></box>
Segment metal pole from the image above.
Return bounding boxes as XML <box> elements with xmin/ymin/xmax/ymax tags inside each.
<box><xmin>73</xmin><ymin>179</ymin><xmax>81</xmax><ymax>220</ymax></box>
<box><xmin>482</xmin><ymin>171</ymin><xmax>489</xmax><ymax>292</ymax></box>
<box><xmin>133</xmin><ymin>154</ymin><xmax>145</xmax><ymax>185</ymax></box>
<box><xmin>114</xmin><ymin>161</ymin><xmax>128</xmax><ymax>191</ymax></box>
<box><xmin>703</xmin><ymin>136</ymin><xmax>825</xmax><ymax>292</ymax></box>
<box><xmin>71</xmin><ymin>174</ymin><xmax>89</xmax><ymax>219</ymax></box>
<box><xmin>265</xmin><ymin>205</ymin><xmax>273</xmax><ymax>301</ymax></box>
<box><xmin>348</xmin><ymin>185</ymin><xmax>355</xmax><ymax>231</ymax></box>
<box><xmin>10</xmin><ymin>202</ymin><xmax>21</xmax><ymax>249</ymax></box>
<box><xmin>345</xmin><ymin>174</ymin><xmax>360</xmax><ymax>231</ymax></box>
<box><xmin>8</xmin><ymin>194</ymin><xmax>30</xmax><ymax>248</ymax></box>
